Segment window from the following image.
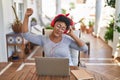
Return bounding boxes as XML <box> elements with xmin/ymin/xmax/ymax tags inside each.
<box><xmin>18</xmin><ymin>3</ymin><xmax>24</xmax><ymax>21</ymax></box>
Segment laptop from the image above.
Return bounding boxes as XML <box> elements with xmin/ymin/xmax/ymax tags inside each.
<box><xmin>35</xmin><ymin>57</ymin><xmax>70</xmax><ymax>76</ymax></box>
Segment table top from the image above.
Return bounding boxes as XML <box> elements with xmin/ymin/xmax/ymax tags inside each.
<box><xmin>1</xmin><ymin>65</ymin><xmax>79</xmax><ymax>80</ymax></box>
<box><xmin>0</xmin><ymin>64</ymin><xmax>110</xmax><ymax>80</ymax></box>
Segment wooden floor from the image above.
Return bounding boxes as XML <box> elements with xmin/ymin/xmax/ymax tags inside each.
<box><xmin>80</xmin><ymin>33</ymin><xmax>120</xmax><ymax>80</ymax></box>
<box><xmin>0</xmin><ymin>32</ymin><xmax>120</xmax><ymax>80</ymax></box>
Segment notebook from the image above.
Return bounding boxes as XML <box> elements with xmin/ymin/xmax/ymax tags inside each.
<box><xmin>35</xmin><ymin>57</ymin><xmax>70</xmax><ymax>76</ymax></box>
<box><xmin>71</xmin><ymin>69</ymin><xmax>94</xmax><ymax>80</ymax></box>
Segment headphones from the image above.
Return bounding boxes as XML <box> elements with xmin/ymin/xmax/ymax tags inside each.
<box><xmin>50</xmin><ymin>13</ymin><xmax>74</xmax><ymax>33</ymax></box>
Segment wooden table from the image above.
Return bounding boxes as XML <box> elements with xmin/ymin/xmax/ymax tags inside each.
<box><xmin>0</xmin><ymin>65</ymin><xmax>78</xmax><ymax>80</ymax></box>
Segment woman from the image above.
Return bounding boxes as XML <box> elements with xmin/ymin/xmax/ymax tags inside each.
<box><xmin>22</xmin><ymin>8</ymin><xmax>88</xmax><ymax>66</ymax></box>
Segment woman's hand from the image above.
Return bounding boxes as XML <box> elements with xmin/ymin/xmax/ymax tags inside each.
<box><xmin>22</xmin><ymin>8</ymin><xmax>33</xmax><ymax>33</ymax></box>
<box><xmin>67</xmin><ymin>26</ymin><xmax>85</xmax><ymax>47</ymax></box>
<box><xmin>25</xmin><ymin>8</ymin><xmax>33</xmax><ymax>17</ymax></box>
<box><xmin>66</xmin><ymin>26</ymin><xmax>74</xmax><ymax>37</ymax></box>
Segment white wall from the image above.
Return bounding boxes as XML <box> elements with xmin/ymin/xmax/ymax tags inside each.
<box><xmin>22</xmin><ymin>0</ymin><xmax>39</xmax><ymax>30</ymax></box>
<box><xmin>112</xmin><ymin>0</ymin><xmax>120</xmax><ymax>57</ymax></box>
<box><xmin>27</xmin><ymin>0</ymin><xmax>38</xmax><ymax>18</ymax></box>
<box><xmin>0</xmin><ymin>1</ymin><xmax>4</xmax><ymax>62</ymax></box>
<box><xmin>42</xmin><ymin>0</ymin><xmax>56</xmax><ymax>17</ymax></box>
<box><xmin>0</xmin><ymin>0</ymin><xmax>13</xmax><ymax>62</ymax></box>
<box><xmin>0</xmin><ymin>1</ymin><xmax>3</xmax><ymax>33</ymax></box>
<box><xmin>1</xmin><ymin>0</ymin><xmax>14</xmax><ymax>33</ymax></box>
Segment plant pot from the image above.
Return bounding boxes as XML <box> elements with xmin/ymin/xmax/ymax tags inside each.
<box><xmin>12</xmin><ymin>6</ymin><xmax>22</xmax><ymax>33</ymax></box>
<box><xmin>12</xmin><ymin>23</ymin><xmax>22</xmax><ymax>33</ymax></box>
<box><xmin>86</xmin><ymin>26</ymin><xmax>93</xmax><ymax>34</ymax></box>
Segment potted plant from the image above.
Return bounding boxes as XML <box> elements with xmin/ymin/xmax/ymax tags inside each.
<box><xmin>61</xmin><ymin>8</ymin><xmax>67</xmax><ymax>14</ymax></box>
<box><xmin>79</xmin><ymin>18</ymin><xmax>86</xmax><ymax>33</ymax></box>
<box><xmin>11</xmin><ymin>5</ymin><xmax>22</xmax><ymax>33</ymax></box>
<box><xmin>30</xmin><ymin>17</ymin><xmax>37</xmax><ymax>27</ymax></box>
<box><xmin>115</xmin><ymin>14</ymin><xmax>120</xmax><ymax>33</ymax></box>
<box><xmin>105</xmin><ymin>0</ymin><xmax>116</xmax><ymax>8</ymax></box>
<box><xmin>104</xmin><ymin>18</ymin><xmax>114</xmax><ymax>43</ymax></box>
<box><xmin>115</xmin><ymin>14</ymin><xmax>120</xmax><ymax>48</ymax></box>
<box><xmin>86</xmin><ymin>20</ymin><xmax>94</xmax><ymax>34</ymax></box>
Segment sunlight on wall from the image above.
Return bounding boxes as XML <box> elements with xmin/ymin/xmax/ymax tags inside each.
<box><xmin>114</xmin><ymin>48</ymin><xmax>120</xmax><ymax>59</ymax></box>
<box><xmin>101</xmin><ymin>6</ymin><xmax>115</xmax><ymax>27</ymax></box>
<box><xmin>42</xmin><ymin>0</ymin><xmax>56</xmax><ymax>17</ymax></box>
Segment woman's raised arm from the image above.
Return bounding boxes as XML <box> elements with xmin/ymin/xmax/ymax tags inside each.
<box><xmin>22</xmin><ymin>8</ymin><xmax>33</xmax><ymax>33</ymax></box>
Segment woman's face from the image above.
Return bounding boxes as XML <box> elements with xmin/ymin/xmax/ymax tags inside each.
<box><xmin>53</xmin><ymin>21</ymin><xmax>67</xmax><ymax>37</ymax></box>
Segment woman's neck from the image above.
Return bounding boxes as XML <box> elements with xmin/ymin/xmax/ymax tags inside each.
<box><xmin>49</xmin><ymin>33</ymin><xmax>62</xmax><ymax>43</ymax></box>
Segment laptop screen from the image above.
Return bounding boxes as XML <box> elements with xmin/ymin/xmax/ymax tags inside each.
<box><xmin>35</xmin><ymin>57</ymin><xmax>70</xmax><ymax>76</ymax></box>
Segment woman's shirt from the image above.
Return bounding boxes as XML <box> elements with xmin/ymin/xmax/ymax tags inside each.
<box><xmin>23</xmin><ymin>32</ymin><xmax>88</xmax><ymax>65</ymax></box>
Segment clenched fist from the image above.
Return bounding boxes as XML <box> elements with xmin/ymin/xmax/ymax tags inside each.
<box><xmin>25</xmin><ymin>8</ymin><xmax>33</xmax><ymax>17</ymax></box>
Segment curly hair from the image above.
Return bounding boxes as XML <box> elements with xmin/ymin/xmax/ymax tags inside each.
<box><xmin>51</xmin><ymin>14</ymin><xmax>74</xmax><ymax>30</ymax></box>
